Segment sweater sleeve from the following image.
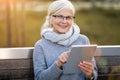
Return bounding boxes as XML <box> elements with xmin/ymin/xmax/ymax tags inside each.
<box><xmin>33</xmin><ymin>41</ymin><xmax>63</xmax><ymax>80</ymax></box>
<box><xmin>80</xmin><ymin>34</ymin><xmax>90</xmax><ymax>45</ymax></box>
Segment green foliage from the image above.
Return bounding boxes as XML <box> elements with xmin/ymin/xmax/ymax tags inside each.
<box><xmin>75</xmin><ymin>8</ymin><xmax>120</xmax><ymax>45</ymax></box>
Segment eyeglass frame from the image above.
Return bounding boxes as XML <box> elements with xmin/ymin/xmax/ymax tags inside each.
<box><xmin>52</xmin><ymin>15</ymin><xmax>75</xmax><ymax>21</ymax></box>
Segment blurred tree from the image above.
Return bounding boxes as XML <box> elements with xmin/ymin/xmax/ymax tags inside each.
<box><xmin>21</xmin><ymin>0</ymin><xmax>26</xmax><ymax>46</ymax></box>
<box><xmin>91</xmin><ymin>0</ymin><xmax>96</xmax><ymax>8</ymax></box>
<box><xmin>13</xmin><ymin>0</ymin><xmax>20</xmax><ymax>46</ymax></box>
<box><xmin>6</xmin><ymin>0</ymin><xmax>12</xmax><ymax>47</ymax></box>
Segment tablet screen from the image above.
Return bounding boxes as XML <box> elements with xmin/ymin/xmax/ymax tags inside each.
<box><xmin>63</xmin><ymin>45</ymin><xmax>97</xmax><ymax>74</ymax></box>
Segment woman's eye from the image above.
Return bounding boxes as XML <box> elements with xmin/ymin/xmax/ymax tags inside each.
<box><xmin>57</xmin><ymin>15</ymin><xmax>63</xmax><ymax>18</ymax></box>
<box><xmin>66</xmin><ymin>16</ymin><xmax>72</xmax><ymax>20</ymax></box>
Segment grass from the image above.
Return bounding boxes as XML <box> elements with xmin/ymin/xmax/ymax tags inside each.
<box><xmin>0</xmin><ymin>8</ymin><xmax>120</xmax><ymax>47</ymax></box>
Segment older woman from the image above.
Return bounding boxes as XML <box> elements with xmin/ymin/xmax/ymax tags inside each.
<box><xmin>33</xmin><ymin>0</ymin><xmax>98</xmax><ymax>80</ymax></box>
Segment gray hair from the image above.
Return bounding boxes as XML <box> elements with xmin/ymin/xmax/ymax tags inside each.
<box><xmin>41</xmin><ymin>0</ymin><xmax>75</xmax><ymax>34</ymax></box>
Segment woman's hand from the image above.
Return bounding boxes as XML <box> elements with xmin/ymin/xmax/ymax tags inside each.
<box><xmin>56</xmin><ymin>51</ymin><xmax>70</xmax><ymax>68</ymax></box>
<box><xmin>78</xmin><ymin>61</ymin><xmax>94</xmax><ymax>79</ymax></box>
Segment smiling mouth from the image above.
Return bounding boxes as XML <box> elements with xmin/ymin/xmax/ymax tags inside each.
<box><xmin>59</xmin><ymin>25</ymin><xmax>67</xmax><ymax>29</ymax></box>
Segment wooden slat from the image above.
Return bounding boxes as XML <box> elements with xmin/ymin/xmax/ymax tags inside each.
<box><xmin>97</xmin><ymin>74</ymin><xmax>120</xmax><ymax>80</ymax></box>
<box><xmin>97</xmin><ymin>65</ymin><xmax>120</xmax><ymax>74</ymax></box>
<box><xmin>95</xmin><ymin>46</ymin><xmax>120</xmax><ymax>56</ymax></box>
<box><xmin>0</xmin><ymin>69</ymin><xmax>34</xmax><ymax>79</ymax></box>
<box><xmin>0</xmin><ymin>59</ymin><xmax>33</xmax><ymax>69</ymax></box>
<box><xmin>0</xmin><ymin>47</ymin><xmax>33</xmax><ymax>59</ymax></box>
<box><xmin>95</xmin><ymin>56</ymin><xmax>120</xmax><ymax>66</ymax></box>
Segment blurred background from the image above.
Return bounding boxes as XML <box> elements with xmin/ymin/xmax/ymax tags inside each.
<box><xmin>0</xmin><ymin>0</ymin><xmax>120</xmax><ymax>48</ymax></box>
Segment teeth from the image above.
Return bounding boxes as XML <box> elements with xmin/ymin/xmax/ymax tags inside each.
<box><xmin>60</xmin><ymin>26</ymin><xmax>66</xmax><ymax>28</ymax></box>
<box><xmin>60</xmin><ymin>25</ymin><xmax>66</xmax><ymax>28</ymax></box>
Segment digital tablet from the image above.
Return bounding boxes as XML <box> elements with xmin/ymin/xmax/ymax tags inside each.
<box><xmin>63</xmin><ymin>45</ymin><xmax>97</xmax><ymax>74</ymax></box>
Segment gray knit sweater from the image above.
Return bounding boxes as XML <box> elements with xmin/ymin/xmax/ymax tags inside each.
<box><xmin>33</xmin><ymin>34</ymin><xmax>98</xmax><ymax>80</ymax></box>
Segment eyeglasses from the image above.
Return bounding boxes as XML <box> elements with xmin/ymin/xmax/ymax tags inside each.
<box><xmin>52</xmin><ymin>15</ymin><xmax>75</xmax><ymax>21</ymax></box>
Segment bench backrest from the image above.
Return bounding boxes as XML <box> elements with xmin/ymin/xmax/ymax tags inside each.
<box><xmin>95</xmin><ymin>46</ymin><xmax>120</xmax><ymax>80</ymax></box>
<box><xmin>0</xmin><ymin>47</ymin><xmax>34</xmax><ymax>80</ymax></box>
<box><xmin>0</xmin><ymin>46</ymin><xmax>120</xmax><ymax>80</ymax></box>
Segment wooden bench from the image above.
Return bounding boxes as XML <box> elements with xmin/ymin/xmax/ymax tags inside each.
<box><xmin>0</xmin><ymin>46</ymin><xmax>120</xmax><ymax>80</ymax></box>
<box><xmin>0</xmin><ymin>47</ymin><xmax>34</xmax><ymax>80</ymax></box>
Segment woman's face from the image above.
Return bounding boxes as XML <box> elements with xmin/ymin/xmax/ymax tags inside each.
<box><xmin>50</xmin><ymin>8</ymin><xmax>74</xmax><ymax>34</ymax></box>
